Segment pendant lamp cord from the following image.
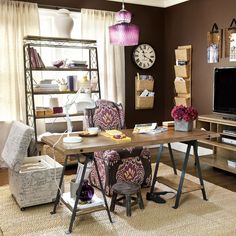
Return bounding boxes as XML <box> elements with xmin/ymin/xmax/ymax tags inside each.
<box><xmin>122</xmin><ymin>0</ymin><xmax>125</xmax><ymax>10</ymax></box>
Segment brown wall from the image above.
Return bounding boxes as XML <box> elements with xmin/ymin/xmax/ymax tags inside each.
<box><xmin>164</xmin><ymin>0</ymin><xmax>236</xmax><ymax>120</ymax></box>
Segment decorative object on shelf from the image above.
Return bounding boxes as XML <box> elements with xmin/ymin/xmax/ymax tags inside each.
<box><xmin>54</xmin><ymin>9</ymin><xmax>74</xmax><ymax>38</ymax></box>
<box><xmin>79</xmin><ymin>179</ymin><xmax>94</xmax><ymax>202</ymax></box>
<box><xmin>207</xmin><ymin>23</ymin><xmax>222</xmax><ymax>63</ymax></box>
<box><xmin>132</xmin><ymin>43</ymin><xmax>156</xmax><ymax>69</ymax></box>
<box><xmin>109</xmin><ymin>0</ymin><xmax>139</xmax><ymax>46</ymax></box>
<box><xmin>225</xmin><ymin>18</ymin><xmax>236</xmax><ymax>58</ymax></box>
<box><xmin>171</xmin><ymin>105</ymin><xmax>198</xmax><ymax>132</ymax></box>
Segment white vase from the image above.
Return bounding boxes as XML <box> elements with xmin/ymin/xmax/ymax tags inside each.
<box><xmin>54</xmin><ymin>9</ymin><xmax>74</xmax><ymax>38</ymax></box>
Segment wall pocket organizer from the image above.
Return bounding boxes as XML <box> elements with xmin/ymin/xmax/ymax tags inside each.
<box><xmin>174</xmin><ymin>45</ymin><xmax>192</xmax><ymax>107</ymax></box>
<box><xmin>135</xmin><ymin>76</ymin><xmax>154</xmax><ymax>110</ymax></box>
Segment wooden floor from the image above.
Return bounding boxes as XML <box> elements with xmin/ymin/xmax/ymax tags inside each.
<box><xmin>0</xmin><ymin>148</ymin><xmax>235</xmax><ymax>191</ymax></box>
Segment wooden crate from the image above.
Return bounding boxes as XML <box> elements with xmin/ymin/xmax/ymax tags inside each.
<box><xmin>135</xmin><ymin>78</ymin><xmax>154</xmax><ymax>91</ymax></box>
<box><xmin>174</xmin><ymin>79</ymin><xmax>190</xmax><ymax>94</ymax></box>
<box><xmin>135</xmin><ymin>96</ymin><xmax>154</xmax><ymax>110</ymax></box>
<box><xmin>174</xmin><ymin>65</ymin><xmax>190</xmax><ymax>78</ymax></box>
<box><xmin>175</xmin><ymin>48</ymin><xmax>190</xmax><ymax>61</ymax></box>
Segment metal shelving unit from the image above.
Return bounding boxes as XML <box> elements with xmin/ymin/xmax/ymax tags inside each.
<box><xmin>23</xmin><ymin>35</ymin><xmax>101</xmax><ymax>151</ymax></box>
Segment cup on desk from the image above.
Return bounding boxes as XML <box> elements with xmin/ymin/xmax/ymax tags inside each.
<box><xmin>87</xmin><ymin>127</ymin><xmax>100</xmax><ymax>134</ymax></box>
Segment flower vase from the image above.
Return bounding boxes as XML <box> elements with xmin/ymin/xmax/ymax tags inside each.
<box><xmin>54</xmin><ymin>9</ymin><xmax>74</xmax><ymax>38</ymax></box>
<box><xmin>79</xmin><ymin>179</ymin><xmax>94</xmax><ymax>202</ymax></box>
<box><xmin>174</xmin><ymin>120</ymin><xmax>193</xmax><ymax>132</ymax></box>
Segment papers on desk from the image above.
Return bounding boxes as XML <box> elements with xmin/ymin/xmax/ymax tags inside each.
<box><xmin>133</xmin><ymin>123</ymin><xmax>167</xmax><ymax>134</ymax></box>
<box><xmin>103</xmin><ymin>130</ymin><xmax>131</xmax><ymax>142</ymax></box>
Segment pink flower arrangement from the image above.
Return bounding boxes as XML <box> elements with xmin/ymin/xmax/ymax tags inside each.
<box><xmin>171</xmin><ymin>105</ymin><xmax>198</xmax><ymax>122</ymax></box>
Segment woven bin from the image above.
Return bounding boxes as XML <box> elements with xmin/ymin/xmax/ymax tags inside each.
<box><xmin>174</xmin><ymin>65</ymin><xmax>190</xmax><ymax>78</ymax></box>
<box><xmin>135</xmin><ymin>79</ymin><xmax>154</xmax><ymax>91</ymax></box>
<box><xmin>175</xmin><ymin>48</ymin><xmax>190</xmax><ymax>61</ymax></box>
<box><xmin>135</xmin><ymin>96</ymin><xmax>154</xmax><ymax>110</ymax></box>
<box><xmin>174</xmin><ymin>79</ymin><xmax>190</xmax><ymax>94</ymax></box>
<box><xmin>174</xmin><ymin>96</ymin><xmax>191</xmax><ymax>106</ymax></box>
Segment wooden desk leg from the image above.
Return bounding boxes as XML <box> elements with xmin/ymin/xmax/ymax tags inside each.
<box><xmin>150</xmin><ymin>144</ymin><xmax>164</xmax><ymax>194</ymax></box>
<box><xmin>173</xmin><ymin>143</ymin><xmax>191</xmax><ymax>209</ymax></box>
<box><xmin>94</xmin><ymin>156</ymin><xmax>113</xmax><ymax>223</ymax></box>
<box><xmin>193</xmin><ymin>141</ymin><xmax>207</xmax><ymax>201</ymax></box>
<box><xmin>168</xmin><ymin>143</ymin><xmax>177</xmax><ymax>175</ymax></box>
<box><xmin>51</xmin><ymin>155</ymin><xmax>69</xmax><ymax>215</ymax></box>
<box><xmin>66</xmin><ymin>157</ymin><xmax>90</xmax><ymax>234</ymax></box>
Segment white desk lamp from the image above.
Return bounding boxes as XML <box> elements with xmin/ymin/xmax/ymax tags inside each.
<box><xmin>63</xmin><ymin>91</ymin><xmax>95</xmax><ymax>143</ymax></box>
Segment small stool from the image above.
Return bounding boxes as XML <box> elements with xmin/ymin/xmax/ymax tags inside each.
<box><xmin>110</xmin><ymin>182</ymin><xmax>144</xmax><ymax>217</ymax></box>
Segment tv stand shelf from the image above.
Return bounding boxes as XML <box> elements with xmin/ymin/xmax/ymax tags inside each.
<box><xmin>196</xmin><ymin>114</ymin><xmax>236</xmax><ymax>174</ymax></box>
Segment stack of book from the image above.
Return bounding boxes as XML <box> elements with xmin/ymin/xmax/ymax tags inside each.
<box><xmin>33</xmin><ymin>83</ymin><xmax>59</xmax><ymax>92</ymax></box>
<box><xmin>67</xmin><ymin>60</ymin><xmax>87</xmax><ymax>68</ymax></box>
<box><xmin>28</xmin><ymin>47</ymin><xmax>45</xmax><ymax>69</ymax></box>
<box><xmin>162</xmin><ymin>121</ymin><xmax>175</xmax><ymax>128</ymax></box>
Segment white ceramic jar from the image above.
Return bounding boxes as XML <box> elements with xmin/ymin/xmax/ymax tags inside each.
<box><xmin>54</xmin><ymin>9</ymin><xmax>74</xmax><ymax>38</ymax></box>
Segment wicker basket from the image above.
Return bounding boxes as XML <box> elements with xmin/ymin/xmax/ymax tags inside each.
<box><xmin>135</xmin><ymin>96</ymin><xmax>154</xmax><ymax>110</ymax></box>
<box><xmin>175</xmin><ymin>48</ymin><xmax>190</xmax><ymax>61</ymax></box>
<box><xmin>135</xmin><ymin>78</ymin><xmax>154</xmax><ymax>91</ymax></box>
<box><xmin>174</xmin><ymin>96</ymin><xmax>191</xmax><ymax>106</ymax></box>
<box><xmin>174</xmin><ymin>79</ymin><xmax>190</xmax><ymax>94</ymax></box>
<box><xmin>174</xmin><ymin>65</ymin><xmax>190</xmax><ymax>78</ymax></box>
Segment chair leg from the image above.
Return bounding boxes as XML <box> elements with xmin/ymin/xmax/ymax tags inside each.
<box><xmin>110</xmin><ymin>192</ymin><xmax>117</xmax><ymax>212</ymax></box>
<box><xmin>125</xmin><ymin>195</ymin><xmax>132</xmax><ymax>217</ymax></box>
<box><xmin>137</xmin><ymin>191</ymin><xmax>144</xmax><ymax>209</ymax></box>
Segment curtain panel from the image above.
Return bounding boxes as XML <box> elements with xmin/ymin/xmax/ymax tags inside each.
<box><xmin>0</xmin><ymin>0</ymin><xmax>39</xmax><ymax>121</ymax></box>
<box><xmin>81</xmin><ymin>9</ymin><xmax>125</xmax><ymax>107</ymax></box>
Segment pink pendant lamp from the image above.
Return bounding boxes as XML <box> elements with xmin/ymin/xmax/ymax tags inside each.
<box><xmin>109</xmin><ymin>1</ymin><xmax>139</xmax><ymax>46</ymax></box>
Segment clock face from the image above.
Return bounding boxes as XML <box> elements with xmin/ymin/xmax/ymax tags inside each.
<box><xmin>132</xmin><ymin>43</ymin><xmax>156</xmax><ymax>69</ymax></box>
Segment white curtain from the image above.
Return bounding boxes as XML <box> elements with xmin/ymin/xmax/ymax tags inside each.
<box><xmin>81</xmin><ymin>9</ymin><xmax>125</xmax><ymax>106</ymax></box>
<box><xmin>0</xmin><ymin>0</ymin><xmax>39</xmax><ymax>121</ymax></box>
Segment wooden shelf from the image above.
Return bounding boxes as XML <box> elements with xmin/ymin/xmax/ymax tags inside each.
<box><xmin>33</xmin><ymin>112</ymin><xmax>84</xmax><ymax>119</ymax></box>
<box><xmin>197</xmin><ymin>114</ymin><xmax>236</xmax><ymax>174</ymax></box>
<box><xmin>200</xmin><ymin>155</ymin><xmax>236</xmax><ymax>174</ymax></box>
<box><xmin>31</xmin><ymin>90</ymin><xmax>100</xmax><ymax>95</ymax></box>
<box><xmin>29</xmin><ymin>67</ymin><xmax>97</xmax><ymax>71</ymax></box>
<box><xmin>157</xmin><ymin>174</ymin><xmax>202</xmax><ymax>193</ymax></box>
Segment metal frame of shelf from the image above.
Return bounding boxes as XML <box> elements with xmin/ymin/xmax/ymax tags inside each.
<box><xmin>23</xmin><ymin>35</ymin><xmax>101</xmax><ymax>151</ymax></box>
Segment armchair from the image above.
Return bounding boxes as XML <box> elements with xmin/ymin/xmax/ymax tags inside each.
<box><xmin>84</xmin><ymin>99</ymin><xmax>152</xmax><ymax>196</ymax></box>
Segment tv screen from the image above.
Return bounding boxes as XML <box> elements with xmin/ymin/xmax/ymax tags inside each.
<box><xmin>213</xmin><ymin>67</ymin><xmax>236</xmax><ymax>117</ymax></box>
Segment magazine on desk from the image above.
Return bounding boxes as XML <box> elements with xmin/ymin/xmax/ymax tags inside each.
<box><xmin>133</xmin><ymin>123</ymin><xmax>167</xmax><ymax>134</ymax></box>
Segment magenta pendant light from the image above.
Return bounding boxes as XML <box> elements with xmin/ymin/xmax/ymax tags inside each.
<box><xmin>109</xmin><ymin>1</ymin><xmax>139</xmax><ymax>46</ymax></box>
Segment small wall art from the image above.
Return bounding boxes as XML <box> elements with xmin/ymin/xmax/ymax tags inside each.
<box><xmin>225</xmin><ymin>18</ymin><xmax>236</xmax><ymax>60</ymax></box>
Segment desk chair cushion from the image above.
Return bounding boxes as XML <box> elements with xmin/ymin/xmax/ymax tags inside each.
<box><xmin>85</xmin><ymin>99</ymin><xmax>152</xmax><ymax>196</ymax></box>
<box><xmin>1</xmin><ymin>121</ymin><xmax>33</xmax><ymax>172</ymax></box>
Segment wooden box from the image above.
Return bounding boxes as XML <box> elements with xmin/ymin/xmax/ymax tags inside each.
<box><xmin>174</xmin><ymin>79</ymin><xmax>190</xmax><ymax>94</ymax></box>
<box><xmin>174</xmin><ymin>65</ymin><xmax>190</xmax><ymax>78</ymax></box>
<box><xmin>174</xmin><ymin>96</ymin><xmax>191</xmax><ymax>106</ymax></box>
<box><xmin>175</xmin><ymin>48</ymin><xmax>190</xmax><ymax>61</ymax></box>
<box><xmin>8</xmin><ymin>155</ymin><xmax>63</xmax><ymax>209</ymax></box>
<box><xmin>135</xmin><ymin>96</ymin><xmax>154</xmax><ymax>110</ymax></box>
<box><xmin>135</xmin><ymin>78</ymin><xmax>154</xmax><ymax>91</ymax></box>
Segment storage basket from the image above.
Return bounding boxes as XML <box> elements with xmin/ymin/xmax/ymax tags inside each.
<box><xmin>175</xmin><ymin>48</ymin><xmax>190</xmax><ymax>61</ymax></box>
<box><xmin>174</xmin><ymin>65</ymin><xmax>190</xmax><ymax>78</ymax></box>
<box><xmin>174</xmin><ymin>79</ymin><xmax>190</xmax><ymax>94</ymax></box>
<box><xmin>135</xmin><ymin>96</ymin><xmax>154</xmax><ymax>110</ymax></box>
<box><xmin>174</xmin><ymin>96</ymin><xmax>191</xmax><ymax>106</ymax></box>
<box><xmin>135</xmin><ymin>78</ymin><xmax>154</xmax><ymax>91</ymax></box>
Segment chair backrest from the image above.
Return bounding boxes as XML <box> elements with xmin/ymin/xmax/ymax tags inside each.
<box><xmin>85</xmin><ymin>99</ymin><xmax>125</xmax><ymax>131</ymax></box>
<box><xmin>1</xmin><ymin>121</ymin><xmax>33</xmax><ymax>172</ymax></box>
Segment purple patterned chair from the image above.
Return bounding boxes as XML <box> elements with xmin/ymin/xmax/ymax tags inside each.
<box><xmin>85</xmin><ymin>99</ymin><xmax>152</xmax><ymax>196</ymax></box>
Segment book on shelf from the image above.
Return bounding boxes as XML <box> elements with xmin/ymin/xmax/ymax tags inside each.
<box><xmin>227</xmin><ymin>159</ymin><xmax>236</xmax><ymax>168</ymax></box>
<box><xmin>28</xmin><ymin>47</ymin><xmax>45</xmax><ymax>69</ymax></box>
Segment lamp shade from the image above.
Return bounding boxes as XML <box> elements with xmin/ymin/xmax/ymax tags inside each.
<box><xmin>109</xmin><ymin>23</ymin><xmax>139</xmax><ymax>46</ymax></box>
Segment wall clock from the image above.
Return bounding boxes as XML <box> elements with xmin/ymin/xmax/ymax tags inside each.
<box><xmin>132</xmin><ymin>43</ymin><xmax>156</xmax><ymax>69</ymax></box>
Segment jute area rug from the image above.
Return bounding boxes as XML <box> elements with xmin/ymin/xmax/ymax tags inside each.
<box><xmin>0</xmin><ymin>163</ymin><xmax>236</xmax><ymax>236</ymax></box>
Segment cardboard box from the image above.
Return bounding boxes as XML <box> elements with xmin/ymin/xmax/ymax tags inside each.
<box><xmin>8</xmin><ymin>155</ymin><xmax>63</xmax><ymax>209</ymax></box>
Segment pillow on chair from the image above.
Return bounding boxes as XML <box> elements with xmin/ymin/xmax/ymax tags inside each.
<box><xmin>1</xmin><ymin>121</ymin><xmax>33</xmax><ymax>172</ymax></box>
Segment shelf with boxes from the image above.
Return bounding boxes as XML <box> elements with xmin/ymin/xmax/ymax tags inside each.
<box><xmin>23</xmin><ymin>36</ymin><xmax>101</xmax><ymax>153</ymax></box>
<box><xmin>135</xmin><ymin>74</ymin><xmax>155</xmax><ymax>110</ymax></box>
<box><xmin>174</xmin><ymin>45</ymin><xmax>192</xmax><ymax>106</ymax></box>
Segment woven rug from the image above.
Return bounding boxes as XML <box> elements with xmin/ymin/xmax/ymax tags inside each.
<box><xmin>0</xmin><ymin>163</ymin><xmax>236</xmax><ymax>236</ymax></box>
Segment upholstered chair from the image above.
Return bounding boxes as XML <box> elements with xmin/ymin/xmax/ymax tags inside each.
<box><xmin>84</xmin><ymin>99</ymin><xmax>152</xmax><ymax>196</ymax></box>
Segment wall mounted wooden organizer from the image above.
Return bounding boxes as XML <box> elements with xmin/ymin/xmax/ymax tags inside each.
<box><xmin>135</xmin><ymin>76</ymin><xmax>154</xmax><ymax>110</ymax></box>
<box><xmin>174</xmin><ymin>45</ymin><xmax>192</xmax><ymax>107</ymax></box>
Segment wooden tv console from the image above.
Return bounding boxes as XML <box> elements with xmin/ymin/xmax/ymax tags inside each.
<box><xmin>196</xmin><ymin>114</ymin><xmax>236</xmax><ymax>174</ymax></box>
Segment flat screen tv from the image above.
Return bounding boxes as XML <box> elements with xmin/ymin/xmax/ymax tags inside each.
<box><xmin>213</xmin><ymin>67</ymin><xmax>236</xmax><ymax>120</ymax></box>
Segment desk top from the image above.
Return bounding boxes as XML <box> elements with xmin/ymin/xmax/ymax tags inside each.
<box><xmin>41</xmin><ymin>129</ymin><xmax>218</xmax><ymax>156</ymax></box>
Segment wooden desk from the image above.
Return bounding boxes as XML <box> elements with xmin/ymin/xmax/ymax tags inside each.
<box><xmin>42</xmin><ymin>129</ymin><xmax>217</xmax><ymax>233</ymax></box>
